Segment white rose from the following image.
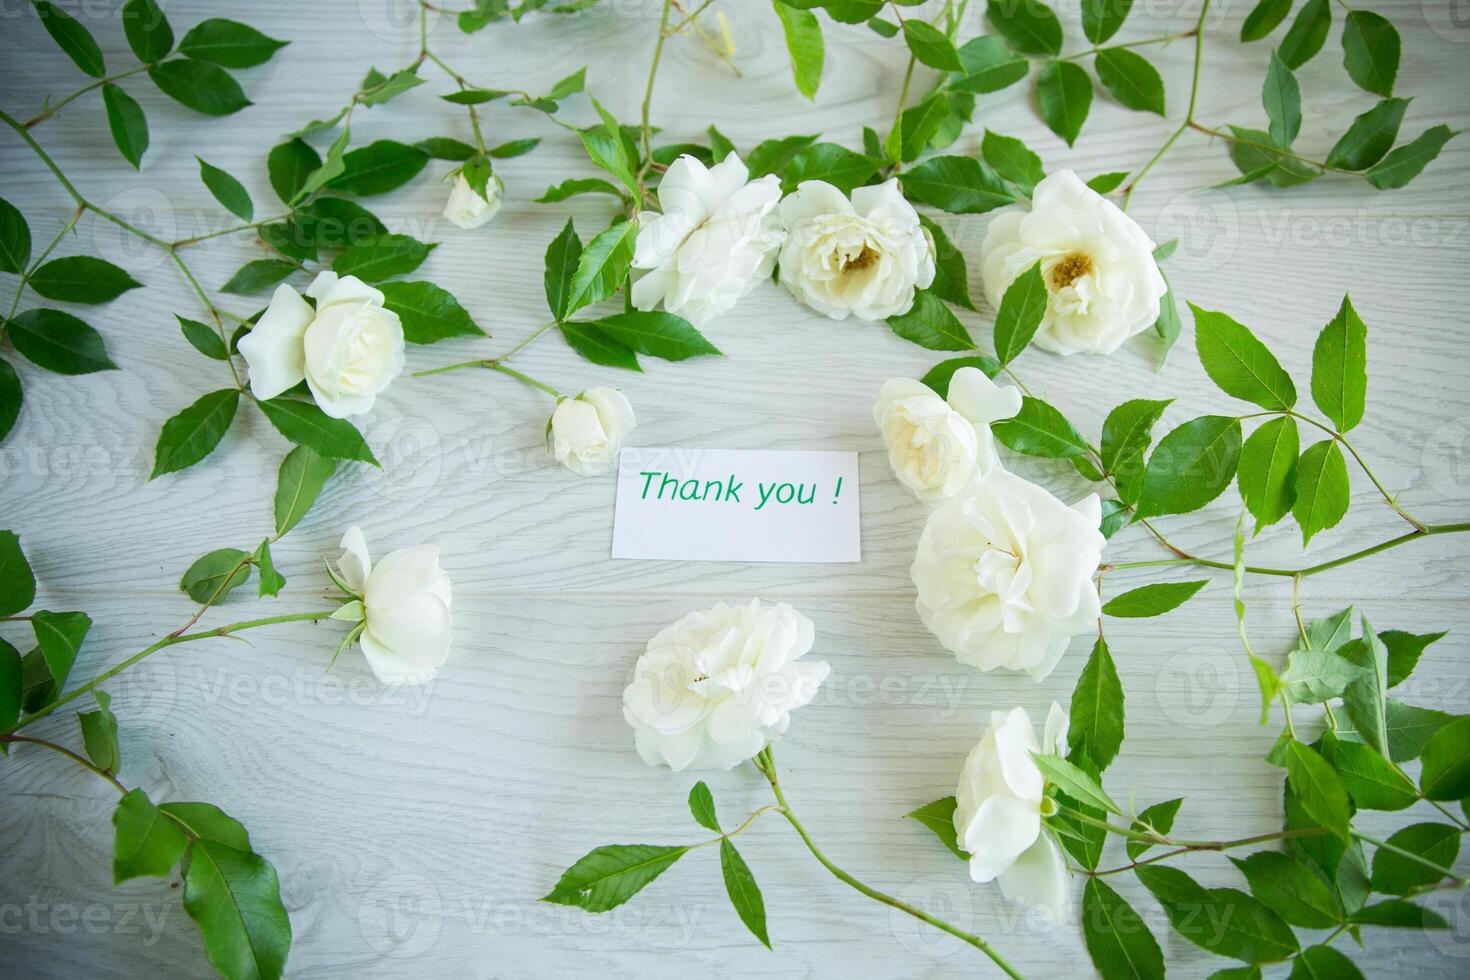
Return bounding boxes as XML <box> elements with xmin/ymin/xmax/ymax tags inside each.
<box><xmin>981</xmin><ymin>169</ymin><xmax>1166</xmax><ymax>356</ymax></box>
<box><xmin>443</xmin><ymin>172</ymin><xmax>503</xmax><ymax>230</ymax></box>
<box><xmin>631</xmin><ymin>152</ymin><xmax>784</xmax><ymax>326</ymax></box>
<box><xmin>334</xmin><ymin>526</ymin><xmax>452</xmax><ymax>685</ymax></box>
<box><xmin>911</xmin><ymin>468</ymin><xmax>1103</xmax><ymax>679</ymax></box>
<box><xmin>953</xmin><ymin>703</ymin><xmax>1072</xmax><ymax>920</ymax></box>
<box><xmin>874</xmin><ymin>367</ymin><xmax>1021</xmax><ymax>502</ymax></box>
<box><xmin>622</xmin><ymin>599</ymin><xmax>830</xmax><ymax>771</ymax></box>
<box><xmin>777</xmin><ymin>178</ymin><xmax>935</xmax><ymax>321</ymax></box>
<box><xmin>549</xmin><ymin>387</ymin><xmax>635</xmax><ymax>476</ymax></box>
<box><xmin>239</xmin><ymin>271</ymin><xmax>406</xmax><ymax>418</ymax></box>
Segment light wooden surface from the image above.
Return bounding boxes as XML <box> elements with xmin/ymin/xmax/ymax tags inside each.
<box><xmin>2</xmin><ymin>1</ymin><xmax>1468</xmax><ymax>977</ymax></box>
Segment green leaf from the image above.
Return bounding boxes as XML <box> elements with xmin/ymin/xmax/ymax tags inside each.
<box><xmin>1089</xmin><ymin>171</ymin><xmax>1129</xmax><ymax>194</ymax></box>
<box><xmin>34</xmin><ymin>1</ymin><xmax>104</xmax><ymax>77</ymax></box>
<box><xmin>441</xmin><ymin>88</ymin><xmax>509</xmax><ymax>106</ymax></box>
<box><xmin>0</xmin><ymin>197</ymin><xmax>29</xmax><ymax>274</ymax></box>
<box><xmin>905</xmin><ymin>796</ymin><xmax>966</xmax><ymax>860</ymax></box>
<box><xmin>979</xmin><ymin>131</ymin><xmax>1044</xmax><ymax>195</ymax></box>
<box><xmin>180</xmin><ymin>549</ymin><xmax>251</xmax><ymax>604</ymax></box>
<box><xmin>1101</xmin><ymin>398</ymin><xmax>1170</xmax><ymax>502</ymax></box>
<box><xmin>1281</xmin><ymin>648</ymin><xmax>1361</xmax><ymax>703</ymax></box>
<box><xmin>583</xmin><ymin>311</ymin><xmax>721</xmax><ymax>362</ymax></box>
<box><xmin>1310</xmin><ymin>295</ymin><xmax>1367</xmax><ymax>433</ymax></box>
<box><xmin>1103</xmin><ymin>580</ymin><xmax>1208</xmax><ymax>619</ymax></box>
<box><xmin>1033</xmin><ymin>753</ymin><xmax>1120</xmax><ymax>814</ymax></box>
<box><xmin>256</xmin><ymin>397</ymin><xmax>378</xmax><ymax>465</ymax></box>
<box><xmin>1229</xmin><ymin>851</ymin><xmax>1340</xmax><ymax>928</ymax></box>
<box><xmin>993</xmin><ymin>262</ymin><xmax>1046</xmax><ymax>364</ymax></box>
<box><xmin>331</xmin><ymin>234</ymin><xmax>435</xmax><ymax>283</ymax></box>
<box><xmin>950</xmin><ymin>36</ymin><xmax>1029</xmax><ymax>94</ymax></box>
<box><xmin>917</xmin><ymin>215</ymin><xmax>974</xmax><ymax>312</ymax></box>
<box><xmin>149</xmin><ymin>58</ymin><xmax>251</xmax><ymax>115</ymax></box>
<box><xmin>1037</xmin><ymin>61</ymin><xmax>1092</xmax><ymax>147</ymax></box>
<box><xmin>772</xmin><ymin>1</ymin><xmax>824</xmax><ymax>98</ymax></box>
<box><xmin>151</xmin><ymin>388</ymin><xmax>240</xmax><ymax>478</ymax></box>
<box><xmin>902</xmin><ymin>20</ymin><xmax>963</xmax><ymax>71</ymax></box>
<box><xmin>918</xmin><ymin>356</ymin><xmax>1000</xmax><ymax>398</ymax></box>
<box><xmin>30</xmin><ymin>609</ymin><xmax>88</xmax><ymax>696</ymax></box>
<box><xmin>1349</xmin><ymin>899</ymin><xmax>1449</xmax><ymax>929</ymax></box>
<box><xmin>183</xmin><ymin>839</ymin><xmax>292</xmax><ymax>980</ymax></box>
<box><xmin>122</xmin><ymin>0</ymin><xmax>173</xmax><ymax>61</ymax></box>
<box><xmin>1136</xmin><ymin>416</ymin><xmax>1242</xmax><ymax>517</ymax></box>
<box><xmin>544</xmin><ymin>843</ymin><xmax>688</xmax><ymax>912</ymax></box>
<box><xmin>274</xmin><ymin>446</ymin><xmax>336</xmax><ymax>536</ymax></box>
<box><xmin>1227</xmin><ymin>125</ymin><xmax>1319</xmax><ymax>188</ymax></box>
<box><xmin>898</xmin><ymin>155</ymin><xmax>1020</xmax><ymax>214</ymax></box>
<box><xmin>986</xmin><ymin>0</ymin><xmax>1061</xmax><ymax>55</ymax></box>
<box><xmin>720</xmin><ymin>839</ymin><xmax>770</xmax><ymax>949</ymax></box>
<box><xmin>1238</xmin><ymin>416</ymin><xmax>1299</xmax><ymax>532</ymax></box>
<box><xmin>543</xmin><ymin>218</ymin><xmax>583</xmax><ymax>322</ymax></box>
<box><xmin>267</xmin><ymin>139</ymin><xmax>320</xmax><ymax>205</ymax></box>
<box><xmin>536</xmin><ymin>177</ymin><xmax>624</xmax><ymax>205</ymax></box>
<box><xmin>254</xmin><ymin>538</ymin><xmax>283</xmax><ymax>598</ymax></box>
<box><xmin>1338</xmin><ymin>699</ymin><xmax>1451</xmax><ymax>764</ymax></box>
<box><xmin>0</xmin><ymin>636</ymin><xmax>19</xmax><ymax>730</ymax></box>
<box><xmin>1341</xmin><ymin>10</ymin><xmax>1398</xmax><ymax>98</ymax></box>
<box><xmin>7</xmin><ymin>309</ymin><xmax>116</xmax><ymax>375</ymax></box>
<box><xmin>882</xmin><ymin>288</ymin><xmax>969</xmax><ymax>350</ymax></box>
<box><xmin>28</xmin><ymin>256</ymin><xmax>143</xmax><ymax>305</ymax></box>
<box><xmin>560</xmin><ymin>322</ymin><xmax>639</xmax><ymax>371</ymax></box>
<box><xmin>79</xmin><ymin>690</ymin><xmax>119</xmax><ymax>772</ymax></box>
<box><xmin>0</xmin><ymin>531</ymin><xmax>35</xmax><ymax>618</ymax></box>
<box><xmin>1420</xmin><ymin>715</ymin><xmax>1470</xmax><ymax>801</ymax></box>
<box><xmin>1191</xmin><ymin>304</ymin><xmax>1296</xmax><ymax>410</ymax></box>
<box><xmin>298</xmin><ymin>198</ymin><xmax>385</xmax><ymax>249</ymax></box>
<box><xmin>1278</xmin><ymin>0</ymin><xmax>1330</xmax><ymax>69</ymax></box>
<box><xmin>159</xmin><ymin>802</ymin><xmax>252</xmax><ymax>849</ymax></box>
<box><xmin>1136</xmin><ymin>865</ymin><xmax>1299</xmax><ymax>964</ymax></box>
<box><xmin>328</xmin><ymin>140</ymin><xmax>428</xmax><ymax>196</ymax></box>
<box><xmin>221</xmin><ymin>259</ymin><xmax>295</xmax><ymax>295</ymax></box>
<box><xmin>564</xmin><ymin>221</ymin><xmax>637</xmax><ymax>317</ymax></box>
<box><xmin>687</xmin><ymin>782</ymin><xmax>719</xmax><ymax>832</ymax></box>
<box><xmin>1081</xmin><ymin>878</ymin><xmax>1165</xmax><ymax>980</ymax></box>
<box><xmin>746</xmin><ymin>134</ymin><xmax>820</xmax><ymax>179</ymax></box>
<box><xmin>1241</xmin><ymin>0</ymin><xmax>1291</xmax><ymax>41</ymax></box>
<box><xmin>1370</xmin><ymin>822</ymin><xmax>1460</xmax><ymax>894</ymax></box>
<box><xmin>102</xmin><ymin>83</ymin><xmax>149</xmax><ymax>169</ymax></box>
<box><xmin>781</xmin><ymin>143</ymin><xmax>880</xmax><ymax>195</ymax></box>
<box><xmin>578</xmin><ymin>118</ymin><xmax>639</xmax><ymax>198</ymax></box>
<box><xmin>1284</xmin><ymin>739</ymin><xmax>1351</xmax><ymax>843</ymax></box>
<box><xmin>1323</xmin><ymin>736</ymin><xmax>1416</xmax><ymax>811</ymax></box>
<box><xmin>113</xmin><ymin>789</ymin><xmax>188</xmax><ymax>883</ymax></box>
<box><xmin>375</xmin><ymin>280</ymin><xmax>484</xmax><ymax>345</ymax></box>
<box><xmin>198</xmin><ymin>158</ymin><xmax>253</xmax><ymax>221</ymax></box>
<box><xmin>292</xmin><ymin>127</ymin><xmax>351</xmax><ymax>205</ymax></box>
<box><xmin>360</xmin><ymin>68</ymin><xmax>424</xmax><ymax>108</ymax></box>
<box><xmin>489</xmin><ymin>137</ymin><xmax>540</xmax><ymax>160</ymax></box>
<box><xmin>992</xmin><ymin>396</ymin><xmax>1087</xmax><ymax>458</ymax></box>
<box><xmin>1068</xmin><ymin>636</ymin><xmax>1125</xmax><ymax>772</ymax></box>
<box><xmin>1380</xmin><ymin>628</ymin><xmax>1446</xmax><ymax>688</ymax></box>
<box><xmin>1096</xmin><ymin>48</ymin><xmax>1165</xmax><ymax>116</ymax></box>
<box><xmin>177</xmin><ymin>17</ymin><xmax>288</xmax><ymax>68</ymax></box>
<box><xmin>0</xmin><ymin>357</ymin><xmax>19</xmax><ymax>441</ymax></box>
<box><xmin>1366</xmin><ymin>125</ymin><xmax>1457</xmax><ymax>191</ymax></box>
<box><xmin>415</xmin><ymin>136</ymin><xmax>477</xmax><ymax>162</ymax></box>
<box><xmin>1082</xmin><ymin>0</ymin><xmax>1134</xmax><ymax>44</ymax></box>
<box><xmin>1326</xmin><ymin>98</ymin><xmax>1409</xmax><ymax>171</ymax></box>
<box><xmin>1291</xmin><ymin>440</ymin><xmax>1349</xmax><ymax>545</ymax></box>
<box><xmin>1262</xmin><ymin>51</ymin><xmax>1300</xmax><ymax>146</ymax></box>
<box><xmin>1126</xmin><ymin>798</ymin><xmax>1182</xmax><ymax>860</ymax></box>
<box><xmin>1291</xmin><ymin>946</ymin><xmax>1363</xmax><ymax>980</ymax></box>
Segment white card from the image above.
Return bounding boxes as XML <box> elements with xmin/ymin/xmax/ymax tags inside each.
<box><xmin>611</xmin><ymin>447</ymin><xmax>861</xmax><ymax>563</ymax></box>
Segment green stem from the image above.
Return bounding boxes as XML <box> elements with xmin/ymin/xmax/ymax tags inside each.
<box><xmin>1122</xmin><ymin>0</ymin><xmax>1210</xmax><ymax>209</ymax></box>
<box><xmin>1188</xmin><ymin>122</ymin><xmax>1360</xmax><ymax>176</ymax></box>
<box><xmin>1060</xmin><ymin>30</ymin><xmax>1197</xmax><ymax>62</ymax></box>
<box><xmin>24</xmin><ymin>64</ymin><xmax>153</xmax><ymax>128</ymax></box>
<box><xmin>667</xmin><ymin>0</ymin><xmax>716</xmax><ymax>35</ymax></box>
<box><xmin>758</xmin><ymin>748</ymin><xmax>1024</xmax><ymax>978</ymax></box>
<box><xmin>1287</xmin><ymin>410</ymin><xmax>1426</xmax><ymax>531</ymax></box>
<box><xmin>637</xmin><ymin>0</ymin><xmax>676</xmax><ymax>195</ymax></box>
<box><xmin>412</xmin><ymin>358</ymin><xmax>563</xmax><ymax>398</ymax></box>
<box><xmin>1355</xmin><ymin>830</ymin><xmax>1466</xmax><ymax>884</ymax></box>
<box><xmin>6</xmin><ymin>203</ymin><xmax>83</xmax><ymax>321</ymax></box>
<box><xmin>1082</xmin><ymin>827</ymin><xmax>1328</xmax><ymax>877</ymax></box>
<box><xmin>493</xmin><ymin>320</ymin><xmax>558</xmax><ymax>362</ymax></box>
<box><xmin>1</xmin><ymin>734</ymin><xmax>127</xmax><ymax>793</ymax></box>
<box><xmin>2</xmin><ymin>610</ymin><xmax>338</xmax><ymax>736</ymax></box>
<box><xmin>689</xmin><ymin>805</ymin><xmax>782</xmax><ymax>849</ymax></box>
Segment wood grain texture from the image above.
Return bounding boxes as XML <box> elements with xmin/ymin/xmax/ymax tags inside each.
<box><xmin>1</xmin><ymin>1</ymin><xmax>1468</xmax><ymax>977</ymax></box>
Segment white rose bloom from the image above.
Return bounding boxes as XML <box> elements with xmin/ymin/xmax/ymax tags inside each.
<box><xmin>981</xmin><ymin>169</ymin><xmax>1167</xmax><ymax>356</ymax></box>
<box><xmin>911</xmin><ymin>468</ymin><xmax>1104</xmax><ymax>679</ymax></box>
<box><xmin>622</xmin><ymin>599</ymin><xmax>830</xmax><ymax>771</ymax></box>
<box><xmin>777</xmin><ymin>178</ymin><xmax>935</xmax><ymax>321</ymax></box>
<box><xmin>335</xmin><ymin>526</ymin><xmax>452</xmax><ymax>685</ymax></box>
<box><xmin>239</xmin><ymin>271</ymin><xmax>405</xmax><ymax>418</ymax></box>
<box><xmin>631</xmin><ymin>152</ymin><xmax>784</xmax><ymax>326</ymax></box>
<box><xmin>443</xmin><ymin>172</ymin><xmax>503</xmax><ymax>230</ymax></box>
<box><xmin>549</xmin><ymin>387</ymin><xmax>635</xmax><ymax>476</ymax></box>
<box><xmin>874</xmin><ymin>367</ymin><xmax>1022</xmax><ymax>502</ymax></box>
<box><xmin>953</xmin><ymin>703</ymin><xmax>1072</xmax><ymax>920</ymax></box>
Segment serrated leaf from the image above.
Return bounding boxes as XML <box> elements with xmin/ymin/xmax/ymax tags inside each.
<box><xmin>267</xmin><ymin>139</ymin><xmax>321</xmax><ymax>205</ymax></box>
<box><xmin>113</xmin><ymin>789</ymin><xmax>188</xmax><ymax>883</ymax></box>
<box><xmin>1370</xmin><ymin>822</ymin><xmax>1460</xmax><ymax>894</ymax></box>
<box><xmin>565</xmin><ymin>221</ymin><xmax>637</xmax><ymax>317</ymax></box>
<box><xmin>149</xmin><ymin>58</ymin><xmax>251</xmax><ymax>115</ymax></box>
<box><xmin>1037</xmin><ymin>60</ymin><xmax>1092</xmax><ymax>146</ymax></box>
<box><xmin>1229</xmin><ymin>851</ymin><xmax>1341</xmax><ymax>928</ymax></box>
<box><xmin>180</xmin><ymin>549</ymin><xmax>251</xmax><ymax>604</ymax></box>
<box><xmin>986</xmin><ymin>0</ymin><xmax>1061</xmax><ymax>55</ymax></box>
<box><xmin>0</xmin><ymin>531</ymin><xmax>35</xmax><ymax>618</ymax></box>
<box><xmin>1322</xmin><ymin>736</ymin><xmax>1416</xmax><ymax>810</ymax></box>
<box><xmin>177</xmin><ymin>18</ymin><xmax>288</xmax><ymax>68</ymax></box>
<box><xmin>773</xmin><ymin>0</ymin><xmax>824</xmax><ymax>99</ymax></box>
<box><xmin>1341</xmin><ymin>10</ymin><xmax>1398</xmax><ymax>98</ymax></box>
<box><xmin>1365</xmin><ymin>126</ymin><xmax>1456</xmax><ymax>190</ymax></box>
<box><xmin>917</xmin><ymin>215</ymin><xmax>974</xmax><ymax>312</ymax></box>
<box><xmin>183</xmin><ymin>839</ymin><xmax>292</xmax><ymax>980</ymax></box>
<box><xmin>1137</xmin><ymin>416</ymin><xmax>1242</xmax><ymax>517</ymax></box>
<box><xmin>905</xmin><ymin>796</ymin><xmax>966</xmax><ymax>860</ymax></box>
<box><xmin>720</xmin><ymin>839</ymin><xmax>769</xmax><ymax>948</ymax></box>
<box><xmin>328</xmin><ymin>140</ymin><xmax>428</xmax><ymax>196</ymax></box>
<box><xmin>1103</xmin><ymin>580</ymin><xmax>1208</xmax><ymax>618</ymax></box>
<box><xmin>885</xmin><ymin>289</ymin><xmax>972</xmax><ymax>350</ymax></box>
<box><xmin>102</xmin><ymin>83</ymin><xmax>149</xmax><ymax>169</ymax></box>
<box><xmin>897</xmin><ymin>155</ymin><xmax>1021</xmax><ymax>214</ymax></box>
<box><xmin>1068</xmin><ymin>636</ymin><xmax>1125</xmax><ymax>772</ymax></box>
<box><xmin>781</xmin><ymin>142</ymin><xmax>879</xmax><ymax>194</ymax></box>
<box><xmin>378</xmin><ymin>280</ymin><xmax>484</xmax><ymax>344</ymax></box>
<box><xmin>35</xmin><ymin>1</ymin><xmax>104</xmax><ymax>77</ymax></box>
<box><xmin>687</xmin><ymin>782</ymin><xmax>719</xmax><ymax>831</ymax></box>
<box><xmin>159</xmin><ymin>802</ymin><xmax>252</xmax><ymax>850</ymax></box>
<box><xmin>152</xmin><ymin>388</ymin><xmax>239</xmax><ymax>478</ymax></box>
<box><xmin>1280</xmin><ymin>648</ymin><xmax>1361</xmax><ymax>703</ymax></box>
<box><xmin>1310</xmin><ymin>295</ymin><xmax>1367</xmax><ymax>432</ymax></box>
<box><xmin>332</xmin><ymin>234</ymin><xmax>435</xmax><ymax>283</ymax></box>
<box><xmin>274</xmin><ymin>446</ymin><xmax>336</xmax><ymax>536</ymax></box>
<box><xmin>950</xmin><ymin>36</ymin><xmax>1028</xmax><ymax>94</ymax></box>
<box><xmin>902</xmin><ymin>20</ymin><xmax>963</xmax><ymax>71</ymax></box>
<box><xmin>1419</xmin><ymin>715</ymin><xmax>1470</xmax><ymax>801</ymax></box>
<box><xmin>1082</xmin><ymin>878</ymin><xmax>1165</xmax><ymax>980</ymax></box>
<box><xmin>1326</xmin><ymin>98</ymin><xmax>1409</xmax><ymax>171</ymax></box>
<box><xmin>29</xmin><ymin>256</ymin><xmax>143</xmax><ymax>305</ymax></box>
<box><xmin>0</xmin><ymin>197</ymin><xmax>29</xmax><ymax>274</ymax></box>
<box><xmin>583</xmin><ymin>311</ymin><xmax>720</xmax><ymax>362</ymax></box>
<box><xmin>197</xmin><ymin>158</ymin><xmax>253</xmax><ymax>221</ymax></box>
<box><xmin>543</xmin><ymin>843</ymin><xmax>688</xmax><ymax>912</ymax></box>
<box><xmin>1291</xmin><ymin>440</ymin><xmax>1349</xmax><ymax>545</ymax></box>
<box><xmin>1241</xmin><ymin>0</ymin><xmax>1291</xmax><ymax>41</ymax></box>
<box><xmin>992</xmin><ymin>396</ymin><xmax>1088</xmax><ymax>458</ymax></box>
<box><xmin>1102</xmin><ymin>398</ymin><xmax>1170</xmax><ymax>502</ymax></box>
<box><xmin>1278</xmin><ymin>0</ymin><xmax>1330</xmax><ymax>69</ymax></box>
<box><xmin>1238</xmin><ymin>416</ymin><xmax>1299</xmax><ymax>531</ymax></box>
<box><xmin>1096</xmin><ymin>47</ymin><xmax>1165</xmax><ymax>116</ymax></box>
<box><xmin>1136</xmin><ymin>865</ymin><xmax>1299</xmax><ymax>964</ymax></box>
<box><xmin>993</xmin><ymin>261</ymin><xmax>1046</xmax><ymax>364</ymax></box>
<box><xmin>1284</xmin><ymin>739</ymin><xmax>1351</xmax><ymax>842</ymax></box>
<box><xmin>8</xmin><ymin>309</ymin><xmax>116</xmax><ymax>375</ymax></box>
<box><xmin>256</xmin><ymin>397</ymin><xmax>378</xmax><ymax>465</ymax></box>
<box><xmin>1192</xmin><ymin>304</ymin><xmax>1296</xmax><ymax>409</ymax></box>
<box><xmin>1349</xmin><ymin>899</ymin><xmax>1449</xmax><ymax>929</ymax></box>
<box><xmin>1262</xmin><ymin>51</ymin><xmax>1300</xmax><ymax>147</ymax></box>
<box><xmin>78</xmin><ymin>689</ymin><xmax>119</xmax><ymax>772</ymax></box>
<box><xmin>1033</xmin><ymin>753</ymin><xmax>1120</xmax><ymax>814</ymax></box>
<box><xmin>122</xmin><ymin>0</ymin><xmax>173</xmax><ymax>63</ymax></box>
<box><xmin>1127</xmin><ymin>798</ymin><xmax>1182</xmax><ymax>860</ymax></box>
